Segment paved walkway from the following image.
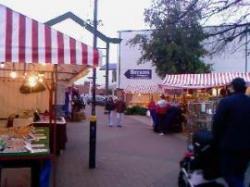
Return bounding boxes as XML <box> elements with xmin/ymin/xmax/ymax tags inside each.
<box><xmin>2</xmin><ymin>106</ymin><xmax>250</xmax><ymax>187</ymax></box>
<box><xmin>2</xmin><ymin>105</ymin><xmax>250</xmax><ymax>186</ymax></box>
<box><xmin>56</xmin><ymin>106</ymin><xmax>186</xmax><ymax>187</ymax></box>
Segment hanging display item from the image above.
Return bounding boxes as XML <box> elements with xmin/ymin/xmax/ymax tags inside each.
<box><xmin>19</xmin><ymin>73</ymin><xmax>46</xmax><ymax>94</ymax></box>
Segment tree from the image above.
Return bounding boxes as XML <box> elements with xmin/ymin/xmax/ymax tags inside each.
<box><xmin>130</xmin><ymin>0</ymin><xmax>211</xmax><ymax>77</ymax></box>
<box><xmin>199</xmin><ymin>0</ymin><xmax>250</xmax><ymax>53</ymax></box>
<box><xmin>153</xmin><ymin>0</ymin><xmax>250</xmax><ymax>53</ymax></box>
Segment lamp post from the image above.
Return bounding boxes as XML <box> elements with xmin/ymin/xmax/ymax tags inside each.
<box><xmin>89</xmin><ymin>0</ymin><xmax>98</xmax><ymax>169</ymax></box>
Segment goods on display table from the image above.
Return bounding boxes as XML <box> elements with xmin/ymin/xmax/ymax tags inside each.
<box><xmin>124</xmin><ymin>85</ymin><xmax>162</xmax><ymax>107</ymax></box>
<box><xmin>0</xmin><ymin>126</ymin><xmax>49</xmax><ymax>155</ymax></box>
<box><xmin>0</xmin><ymin>126</ymin><xmax>51</xmax><ymax>187</ymax></box>
<box><xmin>33</xmin><ymin>115</ymin><xmax>67</xmax><ymax>155</ymax></box>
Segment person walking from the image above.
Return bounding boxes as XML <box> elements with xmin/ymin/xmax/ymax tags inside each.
<box><xmin>105</xmin><ymin>97</ymin><xmax>115</xmax><ymax>127</ymax></box>
<box><xmin>212</xmin><ymin>78</ymin><xmax>250</xmax><ymax>187</ymax></box>
<box><xmin>115</xmin><ymin>97</ymin><xmax>126</xmax><ymax>127</ymax></box>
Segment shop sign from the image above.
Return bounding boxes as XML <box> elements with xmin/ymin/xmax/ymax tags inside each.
<box><xmin>124</xmin><ymin>69</ymin><xmax>152</xmax><ymax>79</ymax></box>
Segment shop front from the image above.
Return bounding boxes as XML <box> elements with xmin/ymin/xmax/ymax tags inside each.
<box><xmin>124</xmin><ymin>84</ymin><xmax>162</xmax><ymax>107</ymax></box>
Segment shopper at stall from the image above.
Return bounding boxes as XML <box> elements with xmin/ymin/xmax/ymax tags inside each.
<box><xmin>105</xmin><ymin>97</ymin><xmax>115</xmax><ymax>127</ymax></box>
<box><xmin>212</xmin><ymin>78</ymin><xmax>250</xmax><ymax>187</ymax></box>
<box><xmin>147</xmin><ymin>97</ymin><xmax>158</xmax><ymax>130</ymax></box>
<box><xmin>155</xmin><ymin>94</ymin><xmax>169</xmax><ymax>135</ymax></box>
<box><xmin>115</xmin><ymin>97</ymin><xmax>126</xmax><ymax>127</ymax></box>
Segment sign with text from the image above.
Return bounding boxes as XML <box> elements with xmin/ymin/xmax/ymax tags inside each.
<box><xmin>124</xmin><ymin>69</ymin><xmax>152</xmax><ymax>79</ymax></box>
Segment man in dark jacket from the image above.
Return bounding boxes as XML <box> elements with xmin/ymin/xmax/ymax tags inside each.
<box><xmin>212</xmin><ymin>78</ymin><xmax>250</xmax><ymax>187</ymax></box>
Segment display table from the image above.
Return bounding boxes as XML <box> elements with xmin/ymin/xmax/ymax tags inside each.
<box><xmin>0</xmin><ymin>127</ymin><xmax>51</xmax><ymax>187</ymax></box>
<box><xmin>32</xmin><ymin>117</ymin><xmax>67</xmax><ymax>155</ymax></box>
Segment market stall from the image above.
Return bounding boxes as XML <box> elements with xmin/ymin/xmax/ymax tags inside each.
<box><xmin>124</xmin><ymin>84</ymin><xmax>162</xmax><ymax>107</ymax></box>
<box><xmin>160</xmin><ymin>72</ymin><xmax>250</xmax><ymax>102</ymax></box>
<box><xmin>0</xmin><ymin>4</ymin><xmax>100</xmax><ymax>187</ymax></box>
<box><xmin>159</xmin><ymin>73</ymin><xmax>250</xmax><ymax>138</ymax></box>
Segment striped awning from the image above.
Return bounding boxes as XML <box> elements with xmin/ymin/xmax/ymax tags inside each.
<box><xmin>0</xmin><ymin>4</ymin><xmax>100</xmax><ymax>66</ymax></box>
<box><xmin>160</xmin><ymin>73</ymin><xmax>250</xmax><ymax>89</ymax></box>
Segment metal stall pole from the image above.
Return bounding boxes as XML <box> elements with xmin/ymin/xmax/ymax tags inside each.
<box><xmin>52</xmin><ymin>65</ymin><xmax>58</xmax><ymax>187</ymax></box>
<box><xmin>48</xmin><ymin>69</ymin><xmax>56</xmax><ymax>187</ymax></box>
<box><xmin>89</xmin><ymin>0</ymin><xmax>98</xmax><ymax>169</ymax></box>
<box><xmin>48</xmin><ymin>70</ymin><xmax>56</xmax><ymax>187</ymax></box>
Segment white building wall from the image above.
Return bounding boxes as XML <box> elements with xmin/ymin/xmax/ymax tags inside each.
<box><xmin>118</xmin><ymin>29</ymin><xmax>249</xmax><ymax>88</ymax></box>
<box><xmin>118</xmin><ymin>30</ymin><xmax>163</xmax><ymax>89</ymax></box>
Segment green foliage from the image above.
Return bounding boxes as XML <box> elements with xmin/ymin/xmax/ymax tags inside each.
<box><xmin>125</xmin><ymin>106</ymin><xmax>147</xmax><ymax>116</ymax></box>
<box><xmin>129</xmin><ymin>0</ymin><xmax>211</xmax><ymax>78</ymax></box>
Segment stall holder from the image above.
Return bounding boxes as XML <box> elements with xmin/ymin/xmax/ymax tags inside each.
<box><xmin>0</xmin><ymin>4</ymin><xmax>100</xmax><ymax>187</ymax></box>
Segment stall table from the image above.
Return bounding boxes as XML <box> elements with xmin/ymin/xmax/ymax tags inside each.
<box><xmin>0</xmin><ymin>127</ymin><xmax>51</xmax><ymax>187</ymax></box>
<box><xmin>32</xmin><ymin>117</ymin><xmax>67</xmax><ymax>155</ymax></box>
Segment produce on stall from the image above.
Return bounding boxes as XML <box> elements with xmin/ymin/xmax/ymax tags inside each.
<box><xmin>0</xmin><ymin>126</ymin><xmax>49</xmax><ymax>155</ymax></box>
<box><xmin>124</xmin><ymin>85</ymin><xmax>162</xmax><ymax>108</ymax></box>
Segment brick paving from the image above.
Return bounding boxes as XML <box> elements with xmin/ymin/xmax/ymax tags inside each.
<box><xmin>2</xmin><ymin>105</ymin><xmax>249</xmax><ymax>186</ymax></box>
<box><xmin>56</xmin><ymin>106</ymin><xmax>186</xmax><ymax>187</ymax></box>
<box><xmin>0</xmin><ymin>106</ymin><xmax>186</xmax><ymax>187</ymax></box>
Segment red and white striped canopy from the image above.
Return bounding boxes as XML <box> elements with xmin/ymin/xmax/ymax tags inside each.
<box><xmin>161</xmin><ymin>73</ymin><xmax>250</xmax><ymax>89</ymax></box>
<box><xmin>0</xmin><ymin>4</ymin><xmax>100</xmax><ymax>66</ymax></box>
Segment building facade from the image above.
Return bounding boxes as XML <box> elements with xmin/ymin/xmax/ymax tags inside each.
<box><xmin>117</xmin><ymin>30</ymin><xmax>163</xmax><ymax>92</ymax></box>
<box><xmin>117</xmin><ymin>29</ymin><xmax>249</xmax><ymax>91</ymax></box>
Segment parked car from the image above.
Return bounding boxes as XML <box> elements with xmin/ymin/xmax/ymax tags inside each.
<box><xmin>85</xmin><ymin>95</ymin><xmax>107</xmax><ymax>106</ymax></box>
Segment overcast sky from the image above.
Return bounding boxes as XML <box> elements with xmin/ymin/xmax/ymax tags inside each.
<box><xmin>0</xmin><ymin>0</ymin><xmax>151</xmax><ymax>39</ymax></box>
<box><xmin>0</xmin><ymin>0</ymin><xmax>152</xmax><ymax>85</ymax></box>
